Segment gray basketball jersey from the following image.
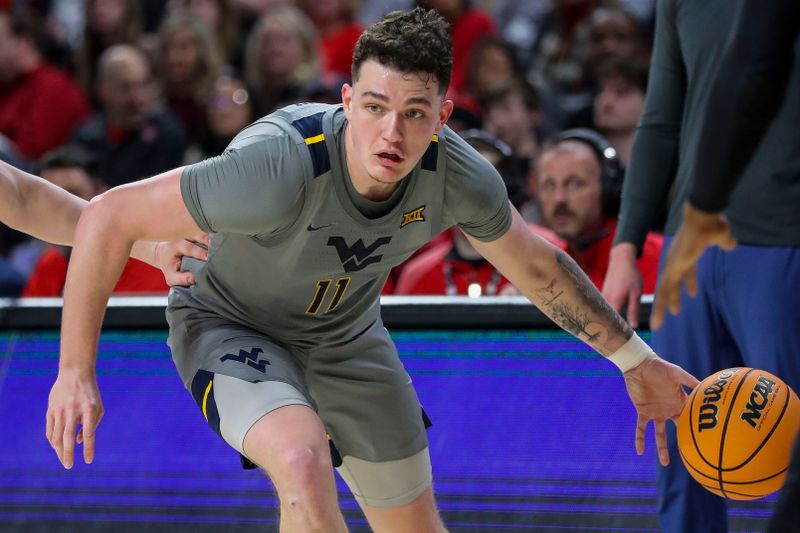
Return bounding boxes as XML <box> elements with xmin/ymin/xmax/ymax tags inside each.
<box><xmin>173</xmin><ymin>103</ymin><xmax>511</xmax><ymax>348</ymax></box>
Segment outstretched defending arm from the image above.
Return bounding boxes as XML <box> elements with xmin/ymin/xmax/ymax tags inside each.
<box><xmin>0</xmin><ymin>160</ymin><xmax>207</xmax><ymax>285</ymax></box>
<box><xmin>469</xmin><ymin>208</ymin><xmax>700</xmax><ymax>466</ymax></box>
<box><xmin>0</xmin><ymin>160</ymin><xmax>85</xmax><ymax>246</ymax></box>
<box><xmin>47</xmin><ymin>167</ymin><xmax>204</xmax><ymax>469</ymax></box>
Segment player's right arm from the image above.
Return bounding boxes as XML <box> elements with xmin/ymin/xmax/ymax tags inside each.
<box><xmin>603</xmin><ymin>0</ymin><xmax>685</xmax><ymax>326</ymax></box>
<box><xmin>47</xmin><ymin>131</ymin><xmax>306</xmax><ymax>469</ymax></box>
<box><xmin>46</xmin><ymin>167</ymin><xmax>203</xmax><ymax>469</ymax></box>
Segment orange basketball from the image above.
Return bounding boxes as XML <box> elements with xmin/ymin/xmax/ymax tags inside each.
<box><xmin>677</xmin><ymin>367</ymin><xmax>800</xmax><ymax>500</ymax></box>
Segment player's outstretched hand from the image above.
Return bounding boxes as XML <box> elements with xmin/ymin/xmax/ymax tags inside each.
<box><xmin>602</xmin><ymin>243</ymin><xmax>643</xmax><ymax>328</ymax></box>
<box><xmin>155</xmin><ymin>234</ymin><xmax>210</xmax><ymax>286</ymax></box>
<box><xmin>623</xmin><ymin>355</ymin><xmax>700</xmax><ymax>466</ymax></box>
<box><xmin>46</xmin><ymin>369</ymin><xmax>104</xmax><ymax>469</ymax></box>
<box><xmin>651</xmin><ymin>204</ymin><xmax>736</xmax><ymax>329</ymax></box>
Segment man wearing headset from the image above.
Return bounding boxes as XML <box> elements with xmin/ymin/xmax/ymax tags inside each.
<box><xmin>536</xmin><ymin>130</ymin><xmax>662</xmax><ymax>293</ymax></box>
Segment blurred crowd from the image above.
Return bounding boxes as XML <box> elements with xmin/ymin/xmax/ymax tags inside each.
<box><xmin>0</xmin><ymin>0</ymin><xmax>663</xmax><ymax>298</ymax></box>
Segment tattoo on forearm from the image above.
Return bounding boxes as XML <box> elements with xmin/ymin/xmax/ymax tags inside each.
<box><xmin>535</xmin><ymin>250</ymin><xmax>632</xmax><ymax>351</ymax></box>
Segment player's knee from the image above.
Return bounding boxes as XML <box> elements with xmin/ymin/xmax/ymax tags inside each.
<box><xmin>272</xmin><ymin>443</ymin><xmax>332</xmax><ymax>490</ymax></box>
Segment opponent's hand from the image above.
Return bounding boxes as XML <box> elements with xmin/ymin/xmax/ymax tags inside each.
<box><xmin>154</xmin><ymin>235</ymin><xmax>209</xmax><ymax>286</ymax></box>
<box><xmin>651</xmin><ymin>204</ymin><xmax>736</xmax><ymax>329</ymax></box>
<box><xmin>623</xmin><ymin>355</ymin><xmax>700</xmax><ymax>466</ymax></box>
<box><xmin>46</xmin><ymin>369</ymin><xmax>104</xmax><ymax>469</ymax></box>
<box><xmin>602</xmin><ymin>243</ymin><xmax>643</xmax><ymax>328</ymax></box>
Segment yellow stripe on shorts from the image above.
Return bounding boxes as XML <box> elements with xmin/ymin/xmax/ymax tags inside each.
<box><xmin>201</xmin><ymin>379</ymin><xmax>213</xmax><ymax>421</ymax></box>
<box><xmin>305</xmin><ymin>133</ymin><xmax>325</xmax><ymax>145</ymax></box>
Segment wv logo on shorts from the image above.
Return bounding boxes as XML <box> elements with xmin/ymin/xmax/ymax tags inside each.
<box><xmin>220</xmin><ymin>347</ymin><xmax>271</xmax><ymax>374</ymax></box>
<box><xmin>327</xmin><ymin>236</ymin><xmax>392</xmax><ymax>273</ymax></box>
<box><xmin>401</xmin><ymin>206</ymin><xmax>425</xmax><ymax>228</ymax></box>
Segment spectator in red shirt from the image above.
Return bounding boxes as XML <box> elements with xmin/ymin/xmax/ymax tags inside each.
<box><xmin>0</xmin><ymin>12</ymin><xmax>90</xmax><ymax>163</ymax></box>
<box><xmin>22</xmin><ymin>146</ymin><xmax>169</xmax><ymax>296</ymax></box>
<box><xmin>536</xmin><ymin>130</ymin><xmax>662</xmax><ymax>294</ymax></box>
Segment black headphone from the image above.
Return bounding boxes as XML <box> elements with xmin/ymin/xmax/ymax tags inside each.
<box><xmin>460</xmin><ymin>129</ymin><xmax>529</xmax><ymax>209</ymax></box>
<box><xmin>555</xmin><ymin>128</ymin><xmax>624</xmax><ymax>217</ymax></box>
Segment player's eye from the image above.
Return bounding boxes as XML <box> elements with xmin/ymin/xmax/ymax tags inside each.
<box><xmin>406</xmin><ymin>109</ymin><xmax>424</xmax><ymax>119</ymax></box>
<box><xmin>366</xmin><ymin>104</ymin><xmax>382</xmax><ymax>114</ymax></box>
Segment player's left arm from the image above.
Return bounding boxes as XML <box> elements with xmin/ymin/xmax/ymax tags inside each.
<box><xmin>468</xmin><ymin>207</ymin><xmax>700</xmax><ymax>465</ymax></box>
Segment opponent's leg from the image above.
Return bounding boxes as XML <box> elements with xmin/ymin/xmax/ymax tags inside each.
<box><xmin>652</xmin><ymin>242</ymin><xmax>740</xmax><ymax>533</ymax></box>
<box><xmin>717</xmin><ymin>245</ymin><xmax>800</xmax><ymax>393</ymax></box>
<box><xmin>766</xmin><ymin>435</ymin><xmax>800</xmax><ymax>533</ymax></box>
<box><xmin>244</xmin><ymin>404</ymin><xmax>348</xmax><ymax>533</ymax></box>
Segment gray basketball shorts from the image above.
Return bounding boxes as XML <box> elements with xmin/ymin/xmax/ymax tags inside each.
<box><xmin>166</xmin><ymin>300</ymin><xmax>432</xmax><ymax>508</ymax></box>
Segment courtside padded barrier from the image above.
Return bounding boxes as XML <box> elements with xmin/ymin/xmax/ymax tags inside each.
<box><xmin>0</xmin><ymin>295</ymin><xmax>654</xmax><ymax>330</ymax></box>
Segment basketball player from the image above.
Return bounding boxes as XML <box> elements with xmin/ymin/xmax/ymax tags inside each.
<box><xmin>46</xmin><ymin>9</ymin><xmax>698</xmax><ymax>532</ymax></box>
<box><xmin>0</xmin><ymin>158</ymin><xmax>207</xmax><ymax>286</ymax></box>
<box><xmin>602</xmin><ymin>0</ymin><xmax>800</xmax><ymax>531</ymax></box>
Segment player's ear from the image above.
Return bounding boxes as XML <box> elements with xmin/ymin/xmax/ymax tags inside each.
<box><xmin>342</xmin><ymin>84</ymin><xmax>353</xmax><ymax>118</ymax></box>
<box><xmin>436</xmin><ymin>99</ymin><xmax>454</xmax><ymax>133</ymax></box>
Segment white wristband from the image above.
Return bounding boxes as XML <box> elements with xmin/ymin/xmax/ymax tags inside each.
<box><xmin>607</xmin><ymin>333</ymin><xmax>654</xmax><ymax>373</ymax></box>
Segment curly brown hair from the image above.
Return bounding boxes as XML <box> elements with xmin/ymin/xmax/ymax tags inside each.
<box><xmin>352</xmin><ymin>7</ymin><xmax>453</xmax><ymax>94</ymax></box>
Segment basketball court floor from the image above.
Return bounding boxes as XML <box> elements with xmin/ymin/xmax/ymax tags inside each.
<box><xmin>0</xmin><ymin>329</ymin><xmax>775</xmax><ymax>532</ymax></box>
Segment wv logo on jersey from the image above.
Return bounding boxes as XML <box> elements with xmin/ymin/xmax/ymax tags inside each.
<box><xmin>401</xmin><ymin>206</ymin><xmax>426</xmax><ymax>228</ymax></box>
<box><xmin>327</xmin><ymin>236</ymin><xmax>392</xmax><ymax>272</ymax></box>
<box><xmin>220</xmin><ymin>347</ymin><xmax>271</xmax><ymax>374</ymax></box>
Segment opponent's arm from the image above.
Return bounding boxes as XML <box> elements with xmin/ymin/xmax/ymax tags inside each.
<box><xmin>0</xmin><ymin>159</ymin><xmax>85</xmax><ymax>245</ymax></box>
<box><xmin>603</xmin><ymin>0</ymin><xmax>686</xmax><ymax>326</ymax></box>
<box><xmin>0</xmin><ymin>160</ymin><xmax>206</xmax><ymax>286</ymax></box>
<box><xmin>47</xmin><ymin>167</ymin><xmax>203</xmax><ymax>469</ymax></box>
<box><xmin>469</xmin><ymin>209</ymin><xmax>699</xmax><ymax>465</ymax></box>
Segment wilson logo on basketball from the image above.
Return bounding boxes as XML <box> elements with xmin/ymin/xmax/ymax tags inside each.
<box><xmin>740</xmin><ymin>376</ymin><xmax>776</xmax><ymax>429</ymax></box>
<box><xmin>698</xmin><ymin>369</ymin><xmax>735</xmax><ymax>432</ymax></box>
<box><xmin>677</xmin><ymin>368</ymin><xmax>800</xmax><ymax>500</ymax></box>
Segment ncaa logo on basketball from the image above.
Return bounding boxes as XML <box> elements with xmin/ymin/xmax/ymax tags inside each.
<box><xmin>698</xmin><ymin>369</ymin><xmax>735</xmax><ymax>432</ymax></box>
<box><xmin>741</xmin><ymin>376</ymin><xmax>776</xmax><ymax>429</ymax></box>
<box><xmin>401</xmin><ymin>206</ymin><xmax>425</xmax><ymax>228</ymax></box>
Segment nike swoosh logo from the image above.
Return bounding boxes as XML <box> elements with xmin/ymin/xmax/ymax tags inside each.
<box><xmin>307</xmin><ymin>223</ymin><xmax>332</xmax><ymax>231</ymax></box>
